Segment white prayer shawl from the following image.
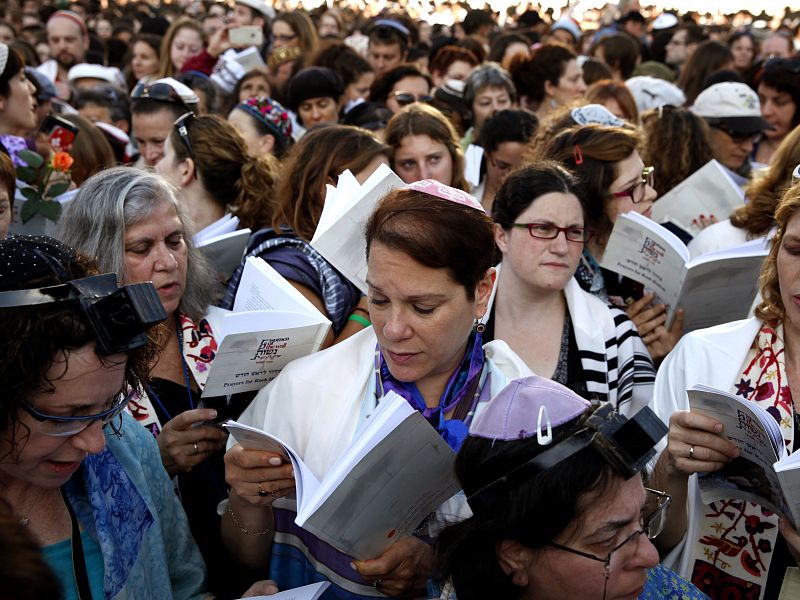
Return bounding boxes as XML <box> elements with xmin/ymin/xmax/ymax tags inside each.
<box><xmin>485</xmin><ymin>266</ymin><xmax>656</xmax><ymax>417</ymax></box>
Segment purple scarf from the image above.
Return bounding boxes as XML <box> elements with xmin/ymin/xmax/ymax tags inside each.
<box><xmin>375</xmin><ymin>332</ymin><xmax>485</xmax><ymax>451</ymax></box>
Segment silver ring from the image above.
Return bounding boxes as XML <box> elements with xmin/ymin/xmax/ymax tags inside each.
<box><xmin>192</xmin><ymin>442</ymin><xmax>199</xmax><ymax>455</ymax></box>
<box><xmin>257</xmin><ymin>483</ymin><xmax>269</xmax><ymax>497</ymax></box>
<box><xmin>373</xmin><ymin>579</ymin><xmax>382</xmax><ymax>589</ymax></box>
<box><xmin>689</xmin><ymin>445</ymin><xmax>694</xmax><ymax>460</ymax></box>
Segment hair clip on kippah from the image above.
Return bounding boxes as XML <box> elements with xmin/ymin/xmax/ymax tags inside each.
<box><xmin>573</xmin><ymin>144</ymin><xmax>583</xmax><ymax>165</ymax></box>
<box><xmin>537</xmin><ymin>405</ymin><xmax>552</xmax><ymax>445</ymax></box>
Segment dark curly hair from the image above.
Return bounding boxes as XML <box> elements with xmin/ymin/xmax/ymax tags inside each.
<box><xmin>0</xmin><ymin>237</ymin><xmax>158</xmax><ymax>458</ymax></box>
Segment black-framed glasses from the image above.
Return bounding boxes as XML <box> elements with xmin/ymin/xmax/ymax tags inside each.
<box><xmin>611</xmin><ymin>166</ymin><xmax>654</xmax><ymax>203</ymax></box>
<box><xmin>511</xmin><ymin>222</ymin><xmax>594</xmax><ymax>243</ymax></box>
<box><xmin>547</xmin><ymin>488</ymin><xmax>671</xmax><ymax>580</ymax></box>
<box><xmin>392</xmin><ymin>92</ymin><xmax>434</xmax><ymax>107</ymax></box>
<box><xmin>174</xmin><ymin>111</ymin><xmax>196</xmax><ymax>160</ymax></box>
<box><xmin>710</xmin><ymin>123</ymin><xmax>760</xmax><ymax>144</ymax></box>
<box><xmin>21</xmin><ymin>390</ymin><xmax>135</xmax><ymax>437</ymax></box>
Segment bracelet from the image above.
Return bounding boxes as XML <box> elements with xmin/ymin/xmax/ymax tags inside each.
<box><xmin>226</xmin><ymin>504</ymin><xmax>272</xmax><ymax>536</ymax></box>
<box><xmin>352</xmin><ymin>307</ymin><xmax>370</xmax><ymax>317</ymax></box>
<box><xmin>348</xmin><ymin>313</ymin><xmax>371</xmax><ymax>327</ymax></box>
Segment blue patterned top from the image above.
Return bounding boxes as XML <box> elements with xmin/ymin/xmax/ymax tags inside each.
<box><xmin>63</xmin><ymin>412</ymin><xmax>209</xmax><ymax>600</ymax></box>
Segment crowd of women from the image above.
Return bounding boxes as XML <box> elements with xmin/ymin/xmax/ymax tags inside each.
<box><xmin>1</xmin><ymin>2</ymin><xmax>800</xmax><ymax>600</ymax></box>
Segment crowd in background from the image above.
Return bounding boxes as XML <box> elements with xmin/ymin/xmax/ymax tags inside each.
<box><xmin>1</xmin><ymin>1</ymin><xmax>800</xmax><ymax>600</ymax></box>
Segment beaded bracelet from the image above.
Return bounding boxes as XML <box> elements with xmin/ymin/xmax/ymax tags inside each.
<box><xmin>226</xmin><ymin>504</ymin><xmax>272</xmax><ymax>536</ymax></box>
<box><xmin>348</xmin><ymin>313</ymin><xmax>371</xmax><ymax>327</ymax></box>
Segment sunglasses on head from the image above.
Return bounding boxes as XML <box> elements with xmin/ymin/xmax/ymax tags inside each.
<box><xmin>174</xmin><ymin>111</ymin><xmax>196</xmax><ymax>161</ymax></box>
<box><xmin>392</xmin><ymin>91</ymin><xmax>434</xmax><ymax>107</ymax></box>
<box><xmin>131</xmin><ymin>82</ymin><xmax>186</xmax><ymax>105</ymax></box>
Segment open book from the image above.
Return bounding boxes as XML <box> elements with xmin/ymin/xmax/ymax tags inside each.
<box><xmin>310</xmin><ymin>163</ymin><xmax>404</xmax><ymax>294</ymax></box>
<box><xmin>200</xmin><ymin>257</ymin><xmax>331</xmax><ymax>397</ymax></box>
<box><xmin>600</xmin><ymin>212</ymin><xmax>767</xmax><ymax>332</ymax></box>
<box><xmin>650</xmin><ymin>159</ymin><xmax>745</xmax><ymax>237</ymax></box>
<box><xmin>688</xmin><ymin>385</ymin><xmax>800</xmax><ymax>529</ymax></box>
<box><xmin>196</xmin><ymin>228</ymin><xmax>251</xmax><ymax>281</ymax></box>
<box><xmin>224</xmin><ymin>391</ymin><xmax>459</xmax><ymax>559</ymax></box>
<box><xmin>239</xmin><ymin>582</ymin><xmax>329</xmax><ymax>600</ymax></box>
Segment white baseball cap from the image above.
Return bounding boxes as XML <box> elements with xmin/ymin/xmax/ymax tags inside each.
<box><xmin>68</xmin><ymin>63</ymin><xmax>126</xmax><ymax>89</ymax></box>
<box><xmin>626</xmin><ymin>76</ymin><xmax>686</xmax><ymax>112</ymax></box>
<box><xmin>690</xmin><ymin>82</ymin><xmax>772</xmax><ymax>134</ymax></box>
<box><xmin>235</xmin><ymin>0</ymin><xmax>275</xmax><ymax>21</ymax></box>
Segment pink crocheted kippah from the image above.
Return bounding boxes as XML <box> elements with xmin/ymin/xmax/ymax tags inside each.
<box><xmin>403</xmin><ymin>180</ymin><xmax>485</xmax><ymax>213</ymax></box>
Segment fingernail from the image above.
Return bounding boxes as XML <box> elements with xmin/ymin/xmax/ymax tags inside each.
<box><xmin>350</xmin><ymin>562</ymin><xmax>357</xmax><ymax>571</ymax></box>
<box><xmin>714</xmin><ymin>423</ymin><xmax>723</xmax><ymax>433</ymax></box>
<box><xmin>269</xmin><ymin>457</ymin><xmax>281</xmax><ymax>466</ymax></box>
<box><xmin>209</xmin><ymin>409</ymin><xmax>217</xmax><ymax>418</ymax></box>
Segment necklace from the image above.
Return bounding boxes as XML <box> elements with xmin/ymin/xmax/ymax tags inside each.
<box><xmin>146</xmin><ymin>317</ymin><xmax>195</xmax><ymax>421</ymax></box>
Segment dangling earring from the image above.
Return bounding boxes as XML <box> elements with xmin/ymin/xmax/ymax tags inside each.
<box><xmin>550</xmin><ymin>97</ymin><xmax>558</xmax><ymax>109</ymax></box>
<box><xmin>473</xmin><ymin>318</ymin><xmax>485</xmax><ymax>333</ymax></box>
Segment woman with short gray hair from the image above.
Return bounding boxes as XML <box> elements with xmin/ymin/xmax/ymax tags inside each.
<box><xmin>461</xmin><ymin>62</ymin><xmax>517</xmax><ymax>148</ymax></box>
<box><xmin>57</xmin><ymin>166</ymin><xmax>240</xmax><ymax>598</ymax></box>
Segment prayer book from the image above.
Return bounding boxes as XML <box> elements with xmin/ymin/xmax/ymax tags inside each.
<box><xmin>600</xmin><ymin>211</ymin><xmax>767</xmax><ymax>332</ymax></box>
<box><xmin>688</xmin><ymin>384</ymin><xmax>800</xmax><ymax>529</ymax></box>
<box><xmin>310</xmin><ymin>163</ymin><xmax>404</xmax><ymax>294</ymax></box>
<box><xmin>195</xmin><ymin>228</ymin><xmax>251</xmax><ymax>281</ymax></box>
<box><xmin>200</xmin><ymin>256</ymin><xmax>331</xmax><ymax>397</ymax></box>
<box><xmin>238</xmin><ymin>581</ymin><xmax>329</xmax><ymax>600</ymax></box>
<box><xmin>650</xmin><ymin>159</ymin><xmax>745</xmax><ymax>237</ymax></box>
<box><xmin>224</xmin><ymin>391</ymin><xmax>459</xmax><ymax>559</ymax></box>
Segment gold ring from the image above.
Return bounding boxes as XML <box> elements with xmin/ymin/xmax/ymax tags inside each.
<box><xmin>257</xmin><ymin>483</ymin><xmax>269</xmax><ymax>497</ymax></box>
<box><xmin>689</xmin><ymin>445</ymin><xmax>695</xmax><ymax>460</ymax></box>
<box><xmin>192</xmin><ymin>442</ymin><xmax>199</xmax><ymax>455</ymax></box>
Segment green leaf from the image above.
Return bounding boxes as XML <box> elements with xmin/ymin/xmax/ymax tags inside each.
<box><xmin>45</xmin><ymin>181</ymin><xmax>70</xmax><ymax>198</ymax></box>
<box><xmin>38</xmin><ymin>200</ymin><xmax>62</xmax><ymax>222</ymax></box>
<box><xmin>20</xmin><ymin>199</ymin><xmax>40</xmax><ymax>223</ymax></box>
<box><xmin>18</xmin><ymin>149</ymin><xmax>43</xmax><ymax>168</ymax></box>
<box><xmin>20</xmin><ymin>186</ymin><xmax>39</xmax><ymax>200</ymax></box>
<box><xmin>16</xmin><ymin>166</ymin><xmax>38</xmax><ymax>184</ymax></box>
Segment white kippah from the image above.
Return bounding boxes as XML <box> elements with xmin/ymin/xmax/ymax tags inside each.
<box><xmin>0</xmin><ymin>43</ymin><xmax>8</xmax><ymax>77</ymax></box>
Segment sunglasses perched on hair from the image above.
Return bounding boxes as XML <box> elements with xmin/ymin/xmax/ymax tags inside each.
<box><xmin>763</xmin><ymin>56</ymin><xmax>800</xmax><ymax>74</ymax></box>
<box><xmin>131</xmin><ymin>82</ymin><xmax>186</xmax><ymax>105</ymax></box>
<box><xmin>710</xmin><ymin>123</ymin><xmax>760</xmax><ymax>144</ymax></box>
<box><xmin>611</xmin><ymin>166</ymin><xmax>655</xmax><ymax>203</ymax></box>
<box><xmin>21</xmin><ymin>390</ymin><xmax>135</xmax><ymax>437</ymax></box>
<box><xmin>392</xmin><ymin>92</ymin><xmax>434</xmax><ymax>107</ymax></box>
<box><xmin>511</xmin><ymin>222</ymin><xmax>594</xmax><ymax>243</ymax></box>
<box><xmin>174</xmin><ymin>111</ymin><xmax>196</xmax><ymax>160</ymax></box>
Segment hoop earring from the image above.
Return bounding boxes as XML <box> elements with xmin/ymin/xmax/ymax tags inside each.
<box><xmin>473</xmin><ymin>318</ymin><xmax>485</xmax><ymax>333</ymax></box>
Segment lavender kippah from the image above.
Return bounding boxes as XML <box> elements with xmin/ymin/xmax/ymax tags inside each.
<box><xmin>237</xmin><ymin>96</ymin><xmax>292</xmax><ymax>151</ymax></box>
<box><xmin>404</xmin><ymin>180</ymin><xmax>485</xmax><ymax>213</ymax></box>
<box><xmin>470</xmin><ymin>375</ymin><xmax>590</xmax><ymax>441</ymax></box>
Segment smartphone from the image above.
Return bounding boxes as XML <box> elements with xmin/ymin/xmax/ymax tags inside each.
<box><xmin>40</xmin><ymin>114</ymin><xmax>79</xmax><ymax>152</ymax></box>
<box><xmin>229</xmin><ymin>26</ymin><xmax>264</xmax><ymax>47</ymax></box>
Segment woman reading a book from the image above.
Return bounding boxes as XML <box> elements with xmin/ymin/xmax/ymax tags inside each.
<box><xmin>222</xmin><ymin>124</ymin><xmax>390</xmax><ymax>348</ymax></box>
<box><xmin>154</xmin><ymin>112</ymin><xmax>279</xmax><ymax>236</ymax></box>
<box><xmin>485</xmin><ymin>161</ymin><xmax>655</xmax><ymax>416</ymax></box>
<box><xmin>434</xmin><ymin>376</ymin><xmax>706</xmax><ymax>600</ymax></box>
<box><xmin>537</xmin><ymin>123</ymin><xmax>684</xmax><ymax>362</ymax></box>
<box><xmin>222</xmin><ymin>181</ymin><xmax>531</xmax><ymax>598</ymax></box>
<box><xmin>57</xmin><ymin>167</ymin><xmax>250</xmax><ymax>598</ymax></box>
<box><xmin>650</xmin><ymin>182</ymin><xmax>800</xmax><ymax>598</ymax></box>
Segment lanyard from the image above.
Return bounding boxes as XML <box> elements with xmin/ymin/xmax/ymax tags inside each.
<box><xmin>60</xmin><ymin>487</ymin><xmax>93</xmax><ymax>600</ymax></box>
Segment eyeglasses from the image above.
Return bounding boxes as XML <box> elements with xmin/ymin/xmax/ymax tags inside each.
<box><xmin>131</xmin><ymin>81</ymin><xmax>184</xmax><ymax>104</ymax></box>
<box><xmin>174</xmin><ymin>111</ymin><xmax>195</xmax><ymax>161</ymax></box>
<box><xmin>611</xmin><ymin>166</ymin><xmax>654</xmax><ymax>203</ymax></box>
<box><xmin>511</xmin><ymin>222</ymin><xmax>594</xmax><ymax>243</ymax></box>
<box><xmin>711</xmin><ymin>123</ymin><xmax>759</xmax><ymax>144</ymax></box>
<box><xmin>392</xmin><ymin>92</ymin><xmax>434</xmax><ymax>107</ymax></box>
<box><xmin>21</xmin><ymin>391</ymin><xmax>135</xmax><ymax>437</ymax></box>
<box><xmin>547</xmin><ymin>488</ymin><xmax>671</xmax><ymax>580</ymax></box>
<box><xmin>272</xmin><ymin>33</ymin><xmax>297</xmax><ymax>43</ymax></box>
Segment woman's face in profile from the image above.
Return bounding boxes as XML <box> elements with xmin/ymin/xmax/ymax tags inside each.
<box><xmin>504</xmin><ymin>475</ymin><xmax>659</xmax><ymax>600</ymax></box>
<box><xmin>366</xmin><ymin>242</ymin><xmax>491</xmax><ymax>397</ymax></box>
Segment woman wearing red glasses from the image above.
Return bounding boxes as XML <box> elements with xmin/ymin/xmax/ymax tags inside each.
<box><xmin>536</xmin><ymin>123</ymin><xmax>682</xmax><ymax>362</ymax></box>
<box><xmin>484</xmin><ymin>161</ymin><xmax>655</xmax><ymax>416</ymax></box>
